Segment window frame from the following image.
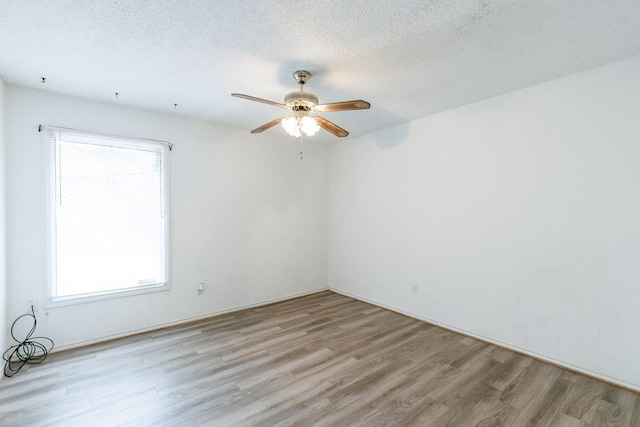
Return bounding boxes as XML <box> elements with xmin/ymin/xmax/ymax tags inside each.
<box><xmin>43</xmin><ymin>126</ymin><xmax>171</xmax><ymax>307</ymax></box>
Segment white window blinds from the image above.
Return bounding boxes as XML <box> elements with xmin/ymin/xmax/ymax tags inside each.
<box><xmin>46</xmin><ymin>127</ymin><xmax>170</xmax><ymax>301</ymax></box>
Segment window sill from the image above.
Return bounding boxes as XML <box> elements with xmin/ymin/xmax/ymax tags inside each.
<box><xmin>46</xmin><ymin>282</ymin><xmax>170</xmax><ymax>309</ymax></box>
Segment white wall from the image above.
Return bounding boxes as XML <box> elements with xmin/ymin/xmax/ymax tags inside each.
<box><xmin>5</xmin><ymin>86</ymin><xmax>328</xmax><ymax>349</ymax></box>
<box><xmin>0</xmin><ymin>77</ymin><xmax>7</xmax><ymax>358</ymax></box>
<box><xmin>329</xmin><ymin>55</ymin><xmax>640</xmax><ymax>389</ymax></box>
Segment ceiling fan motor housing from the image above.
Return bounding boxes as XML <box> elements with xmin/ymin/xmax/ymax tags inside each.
<box><xmin>284</xmin><ymin>92</ymin><xmax>318</xmax><ymax>111</ymax></box>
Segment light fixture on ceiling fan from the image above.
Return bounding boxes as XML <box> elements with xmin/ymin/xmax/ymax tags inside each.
<box><xmin>231</xmin><ymin>70</ymin><xmax>370</xmax><ymax>139</ymax></box>
<box><xmin>281</xmin><ymin>115</ymin><xmax>320</xmax><ymax>138</ymax></box>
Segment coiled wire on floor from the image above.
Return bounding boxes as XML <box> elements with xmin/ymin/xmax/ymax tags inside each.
<box><xmin>3</xmin><ymin>305</ymin><xmax>54</xmax><ymax>377</ymax></box>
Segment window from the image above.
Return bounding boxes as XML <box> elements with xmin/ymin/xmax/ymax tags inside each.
<box><xmin>45</xmin><ymin>127</ymin><xmax>170</xmax><ymax>303</ymax></box>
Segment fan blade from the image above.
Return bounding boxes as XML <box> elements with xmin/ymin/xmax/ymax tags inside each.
<box><xmin>231</xmin><ymin>93</ymin><xmax>289</xmax><ymax>110</ymax></box>
<box><xmin>315</xmin><ymin>100</ymin><xmax>370</xmax><ymax>113</ymax></box>
<box><xmin>315</xmin><ymin>117</ymin><xmax>349</xmax><ymax>137</ymax></box>
<box><xmin>251</xmin><ymin>117</ymin><xmax>285</xmax><ymax>134</ymax></box>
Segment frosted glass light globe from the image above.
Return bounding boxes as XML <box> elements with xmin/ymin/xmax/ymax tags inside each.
<box><xmin>281</xmin><ymin>116</ymin><xmax>301</xmax><ymax>137</ymax></box>
<box><xmin>300</xmin><ymin>116</ymin><xmax>320</xmax><ymax>136</ymax></box>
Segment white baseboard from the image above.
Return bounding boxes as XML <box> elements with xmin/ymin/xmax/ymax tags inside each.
<box><xmin>52</xmin><ymin>287</ymin><xmax>329</xmax><ymax>353</ymax></box>
<box><xmin>330</xmin><ymin>288</ymin><xmax>640</xmax><ymax>394</ymax></box>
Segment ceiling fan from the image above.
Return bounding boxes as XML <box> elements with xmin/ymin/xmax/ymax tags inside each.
<box><xmin>231</xmin><ymin>70</ymin><xmax>370</xmax><ymax>138</ymax></box>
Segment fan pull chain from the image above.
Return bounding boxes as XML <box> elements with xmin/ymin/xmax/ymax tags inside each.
<box><xmin>299</xmin><ymin>134</ymin><xmax>304</xmax><ymax>159</ymax></box>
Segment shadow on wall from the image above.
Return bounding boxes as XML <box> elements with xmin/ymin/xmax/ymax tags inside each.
<box><xmin>368</xmin><ymin>106</ymin><xmax>411</xmax><ymax>150</ymax></box>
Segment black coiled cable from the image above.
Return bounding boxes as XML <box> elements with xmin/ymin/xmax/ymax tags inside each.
<box><xmin>3</xmin><ymin>305</ymin><xmax>54</xmax><ymax>377</ymax></box>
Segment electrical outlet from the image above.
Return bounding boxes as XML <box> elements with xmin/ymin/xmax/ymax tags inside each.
<box><xmin>412</xmin><ymin>284</ymin><xmax>419</xmax><ymax>294</ymax></box>
<box><xmin>26</xmin><ymin>299</ymin><xmax>39</xmax><ymax>313</ymax></box>
<box><xmin>197</xmin><ymin>283</ymin><xmax>204</xmax><ymax>295</ymax></box>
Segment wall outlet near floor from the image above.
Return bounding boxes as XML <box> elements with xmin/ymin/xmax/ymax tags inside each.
<box><xmin>412</xmin><ymin>284</ymin><xmax>419</xmax><ymax>294</ymax></box>
<box><xmin>197</xmin><ymin>283</ymin><xmax>205</xmax><ymax>295</ymax></box>
<box><xmin>26</xmin><ymin>299</ymin><xmax>39</xmax><ymax>313</ymax></box>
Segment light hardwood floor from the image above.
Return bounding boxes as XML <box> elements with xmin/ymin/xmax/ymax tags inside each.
<box><xmin>1</xmin><ymin>291</ymin><xmax>639</xmax><ymax>426</ymax></box>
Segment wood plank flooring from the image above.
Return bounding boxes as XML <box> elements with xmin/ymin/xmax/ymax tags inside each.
<box><xmin>1</xmin><ymin>291</ymin><xmax>639</xmax><ymax>426</ymax></box>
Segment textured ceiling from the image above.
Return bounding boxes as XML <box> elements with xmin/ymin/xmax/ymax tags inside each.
<box><xmin>1</xmin><ymin>1</ymin><xmax>639</xmax><ymax>142</ymax></box>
